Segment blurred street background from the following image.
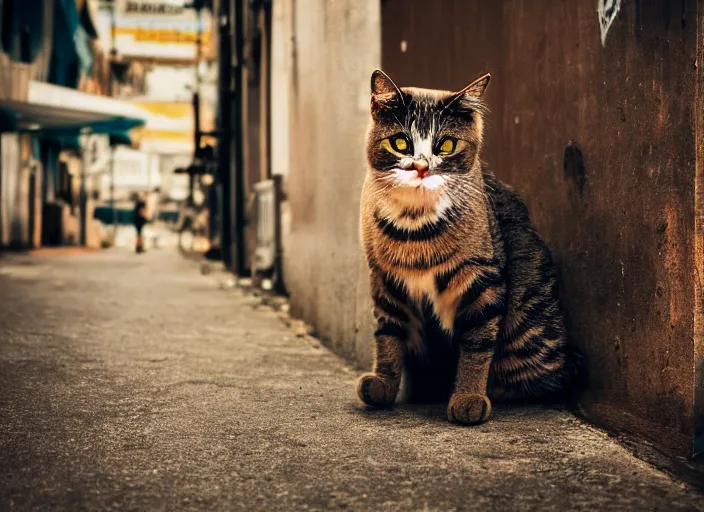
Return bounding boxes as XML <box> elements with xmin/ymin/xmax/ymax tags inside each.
<box><xmin>2</xmin><ymin>0</ymin><xmax>704</xmax><ymax>509</ymax></box>
<box><xmin>0</xmin><ymin>0</ymin><xmax>217</xmax><ymax>255</ymax></box>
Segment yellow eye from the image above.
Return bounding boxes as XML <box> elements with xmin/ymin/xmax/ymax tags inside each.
<box><xmin>439</xmin><ymin>138</ymin><xmax>455</xmax><ymax>154</ymax></box>
<box><xmin>392</xmin><ymin>136</ymin><xmax>409</xmax><ymax>152</ymax></box>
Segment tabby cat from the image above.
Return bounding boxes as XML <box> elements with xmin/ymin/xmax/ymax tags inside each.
<box><xmin>357</xmin><ymin>70</ymin><xmax>584</xmax><ymax>425</ymax></box>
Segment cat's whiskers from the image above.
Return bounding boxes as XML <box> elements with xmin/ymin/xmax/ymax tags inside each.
<box><xmin>366</xmin><ymin>183</ymin><xmax>400</xmax><ymax>204</ymax></box>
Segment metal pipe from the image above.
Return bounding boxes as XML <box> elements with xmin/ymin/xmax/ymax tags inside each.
<box><xmin>191</xmin><ymin>89</ymin><xmax>200</xmax><ymax>206</ymax></box>
<box><xmin>217</xmin><ymin>0</ymin><xmax>233</xmax><ymax>267</ymax></box>
<box><xmin>189</xmin><ymin>2</ymin><xmax>203</xmax><ymax>208</ymax></box>
<box><xmin>0</xmin><ymin>135</ymin><xmax>3</xmax><ymax>247</ymax></box>
<box><xmin>232</xmin><ymin>0</ymin><xmax>246</xmax><ymax>275</ymax></box>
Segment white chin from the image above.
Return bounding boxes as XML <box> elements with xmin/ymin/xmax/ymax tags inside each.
<box><xmin>403</xmin><ymin>177</ymin><xmax>422</xmax><ymax>188</ymax></box>
<box><xmin>396</xmin><ymin>176</ymin><xmax>445</xmax><ymax>191</ymax></box>
<box><xmin>391</xmin><ymin>169</ymin><xmax>446</xmax><ymax>190</ymax></box>
<box><xmin>390</xmin><ymin>180</ymin><xmax>445</xmax><ymax>210</ymax></box>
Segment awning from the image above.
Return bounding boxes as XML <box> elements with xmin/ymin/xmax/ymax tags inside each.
<box><xmin>0</xmin><ymin>80</ymin><xmax>149</xmax><ymax>143</ymax></box>
<box><xmin>109</xmin><ymin>133</ymin><xmax>132</xmax><ymax>147</ymax></box>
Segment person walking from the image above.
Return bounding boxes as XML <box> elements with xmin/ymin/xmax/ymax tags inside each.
<box><xmin>133</xmin><ymin>192</ymin><xmax>148</xmax><ymax>254</ymax></box>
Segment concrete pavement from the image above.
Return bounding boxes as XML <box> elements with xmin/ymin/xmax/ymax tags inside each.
<box><xmin>0</xmin><ymin>248</ymin><xmax>702</xmax><ymax>511</ymax></box>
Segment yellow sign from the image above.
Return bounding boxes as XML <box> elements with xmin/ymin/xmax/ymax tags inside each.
<box><xmin>133</xmin><ymin>102</ymin><xmax>192</xmax><ymax>118</ymax></box>
<box><xmin>140</xmin><ymin>129</ymin><xmax>191</xmax><ymax>141</ymax></box>
<box><xmin>114</xmin><ymin>27</ymin><xmax>212</xmax><ymax>46</ymax></box>
<box><xmin>101</xmin><ymin>1</ymin><xmax>215</xmax><ymax>61</ymax></box>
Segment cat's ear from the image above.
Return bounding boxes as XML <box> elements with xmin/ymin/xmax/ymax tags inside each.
<box><xmin>371</xmin><ymin>69</ymin><xmax>403</xmax><ymax>101</ymax></box>
<box><xmin>460</xmin><ymin>73</ymin><xmax>491</xmax><ymax>97</ymax></box>
<box><xmin>446</xmin><ymin>73</ymin><xmax>491</xmax><ymax>109</ymax></box>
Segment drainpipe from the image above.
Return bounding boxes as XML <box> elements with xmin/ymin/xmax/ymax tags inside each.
<box><xmin>192</xmin><ymin>2</ymin><xmax>202</xmax><ymax>207</ymax></box>
<box><xmin>232</xmin><ymin>0</ymin><xmax>247</xmax><ymax>275</ymax></box>
<box><xmin>218</xmin><ymin>0</ymin><xmax>233</xmax><ymax>267</ymax></box>
<box><xmin>191</xmin><ymin>89</ymin><xmax>200</xmax><ymax>207</ymax></box>
<box><xmin>185</xmin><ymin>0</ymin><xmax>205</xmax><ymax>208</ymax></box>
<box><xmin>0</xmin><ymin>137</ymin><xmax>3</xmax><ymax>248</ymax></box>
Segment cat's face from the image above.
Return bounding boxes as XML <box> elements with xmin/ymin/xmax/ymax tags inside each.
<box><xmin>365</xmin><ymin>70</ymin><xmax>489</xmax><ymax>204</ymax></box>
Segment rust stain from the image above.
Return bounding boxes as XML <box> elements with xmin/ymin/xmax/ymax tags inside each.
<box><xmin>663</xmin><ymin>203</ymin><xmax>684</xmax><ymax>327</ymax></box>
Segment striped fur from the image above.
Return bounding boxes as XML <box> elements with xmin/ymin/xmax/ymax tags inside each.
<box><xmin>357</xmin><ymin>70</ymin><xmax>584</xmax><ymax>425</ymax></box>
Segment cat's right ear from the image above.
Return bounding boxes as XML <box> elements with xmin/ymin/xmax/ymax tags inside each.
<box><xmin>370</xmin><ymin>70</ymin><xmax>405</xmax><ymax>118</ymax></box>
<box><xmin>371</xmin><ymin>70</ymin><xmax>405</xmax><ymax>106</ymax></box>
<box><xmin>371</xmin><ymin>70</ymin><xmax>402</xmax><ymax>97</ymax></box>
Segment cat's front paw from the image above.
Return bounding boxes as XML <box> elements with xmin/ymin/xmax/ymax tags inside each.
<box><xmin>357</xmin><ymin>373</ymin><xmax>397</xmax><ymax>407</ymax></box>
<box><xmin>448</xmin><ymin>393</ymin><xmax>492</xmax><ymax>425</ymax></box>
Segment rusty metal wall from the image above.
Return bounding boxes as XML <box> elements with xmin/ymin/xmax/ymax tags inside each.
<box><xmin>382</xmin><ymin>0</ymin><xmax>698</xmax><ymax>456</ymax></box>
<box><xmin>695</xmin><ymin>0</ymin><xmax>704</xmax><ymax>460</ymax></box>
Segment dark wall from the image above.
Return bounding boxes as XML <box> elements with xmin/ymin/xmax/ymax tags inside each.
<box><xmin>382</xmin><ymin>0</ymin><xmax>698</xmax><ymax>456</ymax></box>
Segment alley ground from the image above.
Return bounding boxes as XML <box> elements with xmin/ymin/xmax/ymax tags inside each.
<box><xmin>0</xmin><ymin>248</ymin><xmax>702</xmax><ymax>512</ymax></box>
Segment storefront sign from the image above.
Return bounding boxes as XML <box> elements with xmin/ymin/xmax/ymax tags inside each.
<box><xmin>98</xmin><ymin>1</ymin><xmax>213</xmax><ymax>61</ymax></box>
<box><xmin>117</xmin><ymin>0</ymin><xmax>189</xmax><ymax>19</ymax></box>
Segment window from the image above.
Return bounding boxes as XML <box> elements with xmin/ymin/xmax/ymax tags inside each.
<box><xmin>1</xmin><ymin>0</ymin><xmax>45</xmax><ymax>63</ymax></box>
<box><xmin>1</xmin><ymin>0</ymin><xmax>15</xmax><ymax>56</ymax></box>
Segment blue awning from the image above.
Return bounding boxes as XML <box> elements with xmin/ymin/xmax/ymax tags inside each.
<box><xmin>41</xmin><ymin>118</ymin><xmax>141</xmax><ymax>148</ymax></box>
<box><xmin>0</xmin><ymin>81</ymin><xmax>148</xmax><ymax>146</ymax></box>
<box><xmin>40</xmin><ymin>116</ymin><xmax>144</xmax><ymax>137</ymax></box>
<box><xmin>109</xmin><ymin>131</ymin><xmax>133</xmax><ymax>147</ymax></box>
<box><xmin>53</xmin><ymin>135</ymin><xmax>81</xmax><ymax>151</ymax></box>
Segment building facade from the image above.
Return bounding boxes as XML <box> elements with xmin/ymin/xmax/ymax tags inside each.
<box><xmin>0</xmin><ymin>0</ymin><xmax>148</xmax><ymax>249</ymax></box>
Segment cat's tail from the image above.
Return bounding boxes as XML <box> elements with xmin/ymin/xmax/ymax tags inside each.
<box><xmin>563</xmin><ymin>344</ymin><xmax>589</xmax><ymax>406</ymax></box>
<box><xmin>534</xmin><ymin>344</ymin><xmax>588</xmax><ymax>407</ymax></box>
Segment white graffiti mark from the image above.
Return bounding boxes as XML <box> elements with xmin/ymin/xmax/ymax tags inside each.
<box><xmin>597</xmin><ymin>0</ymin><xmax>622</xmax><ymax>47</ymax></box>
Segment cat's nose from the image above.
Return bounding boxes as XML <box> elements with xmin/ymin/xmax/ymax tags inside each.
<box><xmin>413</xmin><ymin>159</ymin><xmax>429</xmax><ymax>178</ymax></box>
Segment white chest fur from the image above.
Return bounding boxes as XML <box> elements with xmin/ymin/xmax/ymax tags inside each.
<box><xmin>401</xmin><ymin>271</ymin><xmax>457</xmax><ymax>334</ymax></box>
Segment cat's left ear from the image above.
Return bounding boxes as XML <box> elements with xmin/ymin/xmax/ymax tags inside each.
<box><xmin>446</xmin><ymin>73</ymin><xmax>491</xmax><ymax>108</ymax></box>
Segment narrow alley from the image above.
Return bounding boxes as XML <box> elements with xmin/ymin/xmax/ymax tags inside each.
<box><xmin>0</xmin><ymin>249</ymin><xmax>701</xmax><ymax>511</ymax></box>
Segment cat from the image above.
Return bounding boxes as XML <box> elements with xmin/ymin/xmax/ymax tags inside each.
<box><xmin>357</xmin><ymin>70</ymin><xmax>585</xmax><ymax>425</ymax></box>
